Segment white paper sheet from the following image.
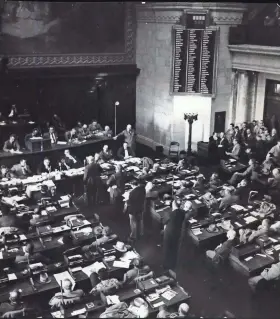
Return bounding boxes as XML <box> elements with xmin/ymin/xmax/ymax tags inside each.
<box><xmin>8</xmin><ymin>273</ymin><xmax>17</xmax><ymax>281</ymax></box>
<box><xmin>244</xmin><ymin>216</ymin><xmax>257</xmax><ymax>224</ymax></box>
<box><xmin>113</xmin><ymin>260</ymin><xmax>131</xmax><ymax>269</ymax></box>
<box><xmin>106</xmin><ymin>295</ymin><xmax>120</xmax><ymax>305</ymax></box>
<box><xmin>120</xmin><ymin>250</ymin><xmax>139</xmax><ymax>262</ymax></box>
<box><xmin>82</xmin><ymin>262</ymin><xmax>106</xmax><ymax>277</ymax></box>
<box><xmin>244</xmin><ymin>256</ymin><xmax>253</xmax><ymax>261</ymax></box>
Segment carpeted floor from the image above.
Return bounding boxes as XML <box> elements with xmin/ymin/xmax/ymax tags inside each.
<box><xmin>84</xmin><ymin>143</ymin><xmax>279</xmax><ymax>318</ymax></box>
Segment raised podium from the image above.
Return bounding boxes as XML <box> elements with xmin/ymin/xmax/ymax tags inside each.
<box><xmin>29</xmin><ymin>137</ymin><xmax>52</xmax><ymax>152</ymax></box>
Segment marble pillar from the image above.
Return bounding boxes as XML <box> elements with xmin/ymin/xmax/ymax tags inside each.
<box><xmin>249</xmin><ymin>71</ymin><xmax>258</xmax><ymax>122</ymax></box>
<box><xmin>235</xmin><ymin>70</ymin><xmax>249</xmax><ymax>125</ymax></box>
<box><xmin>227</xmin><ymin>69</ymin><xmax>238</xmax><ymax>126</ymax></box>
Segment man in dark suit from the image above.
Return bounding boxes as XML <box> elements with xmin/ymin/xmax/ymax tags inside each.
<box><xmin>117</xmin><ymin>142</ymin><xmax>135</xmax><ymax>160</ymax></box>
<box><xmin>0</xmin><ymin>165</ymin><xmax>12</xmax><ymax>180</ymax></box>
<box><xmin>99</xmin><ymin>144</ymin><xmax>113</xmax><ymax>162</ymax></box>
<box><xmin>44</xmin><ymin>126</ymin><xmax>58</xmax><ymax>145</ymax></box>
<box><xmin>65</xmin><ymin>128</ymin><xmax>79</xmax><ymax>143</ymax></box>
<box><xmin>89</xmin><ymin>119</ymin><xmax>103</xmax><ymax>133</ymax></box>
<box><xmin>83</xmin><ymin>156</ymin><xmax>102</xmax><ymax>207</ymax></box>
<box><xmin>219</xmin><ymin>187</ymin><xmax>239</xmax><ymax>212</ymax></box>
<box><xmin>244</xmin><ymin>128</ymin><xmax>256</xmax><ymax>149</ymax></box>
<box><xmin>218</xmin><ymin>132</ymin><xmax>228</xmax><ymax>159</ymax></box>
<box><xmin>3</xmin><ymin>134</ymin><xmax>20</xmax><ymax>153</ymax></box>
<box><xmin>113</xmin><ymin>124</ymin><xmax>137</xmax><ymax>152</ymax></box>
<box><xmin>37</xmin><ymin>158</ymin><xmax>53</xmax><ymax>174</ymax></box>
<box><xmin>11</xmin><ymin>159</ymin><xmax>32</xmax><ymax>178</ymax></box>
<box><xmin>126</xmin><ymin>180</ymin><xmax>146</xmax><ymax>242</ymax></box>
<box><xmin>24</xmin><ymin>128</ymin><xmax>42</xmax><ymax>151</ymax></box>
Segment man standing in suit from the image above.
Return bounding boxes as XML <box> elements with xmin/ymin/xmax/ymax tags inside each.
<box><xmin>11</xmin><ymin>159</ymin><xmax>32</xmax><ymax>178</ymax></box>
<box><xmin>113</xmin><ymin>124</ymin><xmax>137</xmax><ymax>153</ymax></box>
<box><xmin>117</xmin><ymin>142</ymin><xmax>135</xmax><ymax>160</ymax></box>
<box><xmin>44</xmin><ymin>126</ymin><xmax>58</xmax><ymax>145</ymax></box>
<box><xmin>126</xmin><ymin>180</ymin><xmax>146</xmax><ymax>243</ymax></box>
<box><xmin>83</xmin><ymin>156</ymin><xmax>102</xmax><ymax>207</ymax></box>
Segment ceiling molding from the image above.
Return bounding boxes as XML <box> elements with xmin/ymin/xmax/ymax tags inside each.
<box><xmin>229</xmin><ymin>44</ymin><xmax>280</xmax><ymax>56</ymax></box>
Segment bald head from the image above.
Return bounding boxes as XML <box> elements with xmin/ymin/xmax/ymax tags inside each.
<box><xmin>9</xmin><ymin>290</ymin><xmax>20</xmax><ymax>303</ymax></box>
<box><xmin>62</xmin><ymin>279</ymin><xmax>72</xmax><ymax>291</ymax></box>
<box><xmin>178</xmin><ymin>303</ymin><xmax>189</xmax><ymax>316</ymax></box>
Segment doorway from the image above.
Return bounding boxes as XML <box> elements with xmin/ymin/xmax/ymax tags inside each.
<box><xmin>214</xmin><ymin>111</ymin><xmax>226</xmax><ymax>133</ymax></box>
<box><xmin>264</xmin><ymin>79</ymin><xmax>280</xmax><ymax>131</ymax></box>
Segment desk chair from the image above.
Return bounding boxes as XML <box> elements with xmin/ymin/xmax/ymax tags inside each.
<box><xmin>168</xmin><ymin>142</ymin><xmax>180</xmax><ymax>162</ymax></box>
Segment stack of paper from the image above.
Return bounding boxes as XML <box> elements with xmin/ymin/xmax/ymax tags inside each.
<box><xmin>244</xmin><ymin>216</ymin><xmax>257</xmax><ymax>224</ymax></box>
<box><xmin>113</xmin><ymin>260</ymin><xmax>131</xmax><ymax>269</ymax></box>
<box><xmin>161</xmin><ymin>289</ymin><xmax>177</xmax><ymax>301</ymax></box>
<box><xmin>46</xmin><ymin>206</ymin><xmax>57</xmax><ymax>213</ymax></box>
<box><xmin>192</xmin><ymin>228</ymin><xmax>202</xmax><ymax>235</ymax></box>
<box><xmin>231</xmin><ymin>204</ymin><xmax>244</xmax><ymax>211</ymax></box>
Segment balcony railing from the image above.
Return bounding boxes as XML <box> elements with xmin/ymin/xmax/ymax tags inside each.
<box><xmin>229</xmin><ymin>25</ymin><xmax>280</xmax><ymax>47</ymax></box>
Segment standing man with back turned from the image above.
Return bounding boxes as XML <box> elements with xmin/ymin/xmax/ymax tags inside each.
<box><xmin>113</xmin><ymin>124</ymin><xmax>137</xmax><ymax>153</ymax></box>
<box><xmin>83</xmin><ymin>156</ymin><xmax>102</xmax><ymax>207</ymax></box>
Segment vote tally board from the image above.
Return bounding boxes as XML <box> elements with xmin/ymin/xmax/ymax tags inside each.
<box><xmin>172</xmin><ymin>25</ymin><xmax>218</xmax><ymax>95</ymax></box>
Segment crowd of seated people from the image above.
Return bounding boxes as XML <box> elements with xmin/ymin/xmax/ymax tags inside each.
<box><xmin>208</xmin><ymin>120</ymin><xmax>279</xmax><ymax>164</ymax></box>
<box><xmin>3</xmin><ymin>116</ymin><xmax>114</xmax><ymax>153</ymax></box>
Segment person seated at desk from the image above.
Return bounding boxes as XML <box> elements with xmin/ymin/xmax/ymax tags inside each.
<box><xmin>263</xmin><ymin>139</ymin><xmax>280</xmax><ymax>168</ymax></box>
<box><xmin>229</xmin><ymin>158</ymin><xmax>258</xmax><ymax>186</ymax></box>
<box><xmin>206</xmin><ymin>229</ymin><xmax>237</xmax><ymax>264</ymax></box>
<box><xmin>176</xmin><ymin>158</ymin><xmax>188</xmax><ymax>171</ymax></box>
<box><xmin>248</xmin><ymin>255</ymin><xmax>280</xmax><ymax>291</ymax></box>
<box><xmin>51</xmin><ymin>114</ymin><xmax>66</xmax><ymax>134</ymax></box>
<box><xmin>208</xmin><ymin>173</ymin><xmax>222</xmax><ymax>191</ymax></box>
<box><xmin>247</xmin><ymin>218</ymin><xmax>271</xmax><ymax>242</ymax></box>
<box><xmin>78</xmin><ymin>124</ymin><xmax>90</xmax><ymax>138</ymax></box>
<box><xmin>90</xmin><ymin>268</ymin><xmax>122</xmax><ymax>296</ymax></box>
<box><xmin>0</xmin><ymin>290</ymin><xmax>27</xmax><ymax>317</ymax></box>
<box><xmin>219</xmin><ymin>186</ymin><xmax>239</xmax><ymax>212</ymax></box>
<box><xmin>62</xmin><ymin>149</ymin><xmax>80</xmax><ymax>168</ymax></box>
<box><xmin>99</xmin><ymin>144</ymin><xmax>113</xmax><ymax>162</ymax></box>
<box><xmin>11</xmin><ymin>159</ymin><xmax>32</xmax><ymax>178</ymax></box>
<box><xmin>37</xmin><ymin>157</ymin><xmax>53</xmax><ymax>174</ymax></box>
<box><xmin>44</xmin><ymin>126</ymin><xmax>58</xmax><ymax>145</ymax></box>
<box><xmin>89</xmin><ymin>119</ymin><xmax>103</xmax><ymax>133</ymax></box>
<box><xmin>122</xmin><ymin>259</ymin><xmax>152</xmax><ymax>285</ymax></box>
<box><xmin>32</xmin><ymin>184</ymin><xmax>52</xmax><ymax>203</ymax></box>
<box><xmin>24</xmin><ymin>128</ymin><xmax>42</xmax><ymax>151</ymax></box>
<box><xmin>82</xmin><ymin>226</ymin><xmax>117</xmax><ymax>253</ymax></box>
<box><xmin>158</xmin><ymin>303</ymin><xmax>191</xmax><ymax>318</ymax></box>
<box><xmin>103</xmin><ymin>125</ymin><xmax>113</xmax><ymax>138</ymax></box>
<box><xmin>193</xmin><ymin>174</ymin><xmax>206</xmax><ymax>192</ymax></box>
<box><xmin>117</xmin><ymin>142</ymin><xmax>135</xmax><ymax>160</ymax></box>
<box><xmin>0</xmin><ymin>165</ymin><xmax>12</xmax><ymax>180</ymax></box>
<box><xmin>15</xmin><ymin>241</ymin><xmax>51</xmax><ymax>264</ymax></box>
<box><xmin>0</xmin><ymin>111</ymin><xmax>7</xmax><ymax>122</ymax></box>
<box><xmin>225</xmin><ymin>138</ymin><xmax>241</xmax><ymax>160</ymax></box>
<box><xmin>65</xmin><ymin>128</ymin><xmax>79</xmax><ymax>143</ymax></box>
<box><xmin>8</xmin><ymin>104</ymin><xmax>18</xmax><ymax>120</ymax></box>
<box><xmin>49</xmin><ymin>278</ymin><xmax>84</xmax><ymax>309</ymax></box>
<box><xmin>3</xmin><ymin>134</ymin><xmax>20</xmax><ymax>153</ymax></box>
<box><xmin>100</xmin><ymin>299</ymin><xmax>149</xmax><ymax>318</ymax></box>
<box><xmin>175</xmin><ymin>181</ymin><xmax>192</xmax><ymax>197</ymax></box>
<box><xmin>0</xmin><ymin>204</ymin><xmax>23</xmax><ymax>230</ymax></box>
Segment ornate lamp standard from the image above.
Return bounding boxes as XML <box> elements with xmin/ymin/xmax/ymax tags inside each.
<box><xmin>184</xmin><ymin>113</ymin><xmax>198</xmax><ymax>155</ymax></box>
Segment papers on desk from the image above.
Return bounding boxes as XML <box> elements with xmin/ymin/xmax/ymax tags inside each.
<box><xmin>274</xmin><ymin>244</ymin><xmax>280</xmax><ymax>251</ymax></box>
<box><xmin>192</xmin><ymin>228</ymin><xmax>202</xmax><ymax>236</ymax></box>
<box><xmin>71</xmin><ymin>266</ymin><xmax>83</xmax><ymax>273</ymax></box>
<box><xmin>153</xmin><ymin>301</ymin><xmax>165</xmax><ymax>308</ymax></box>
<box><xmin>28</xmin><ymin>121</ymin><xmax>35</xmax><ymax>124</ymax></box>
<box><xmin>126</xmin><ymin>166</ymin><xmax>140</xmax><ymax>172</ymax></box>
<box><xmin>229</xmin><ymin>159</ymin><xmax>237</xmax><ymax>163</ymax></box>
<box><xmin>46</xmin><ymin>206</ymin><xmax>57</xmax><ymax>213</ymax></box>
<box><xmin>73</xmin><ymin>227</ymin><xmax>92</xmax><ymax>236</ymax></box>
<box><xmin>120</xmin><ymin>250</ymin><xmax>139</xmax><ymax>262</ymax></box>
<box><xmin>250</xmin><ymin>211</ymin><xmax>260</xmax><ymax>217</ymax></box>
<box><xmin>57</xmin><ymin>141</ymin><xmax>67</xmax><ymax>145</ymax></box>
<box><xmin>269</xmin><ymin>237</ymin><xmax>278</xmax><ymax>243</ymax></box>
<box><xmin>54</xmin><ymin>271</ymin><xmax>75</xmax><ymax>289</ymax></box>
<box><xmin>8</xmin><ymin>273</ymin><xmax>17</xmax><ymax>281</ymax></box>
<box><xmin>161</xmin><ymin>289</ymin><xmax>177</xmax><ymax>301</ymax></box>
<box><xmin>189</xmin><ymin>218</ymin><xmax>197</xmax><ymax>224</ymax></box>
<box><xmin>30</xmin><ymin>262</ymin><xmax>44</xmax><ymax>270</ymax></box>
<box><xmin>82</xmin><ymin>261</ymin><xmax>106</xmax><ymax>277</ymax></box>
<box><xmin>113</xmin><ymin>260</ymin><xmax>131</xmax><ymax>269</ymax></box>
<box><xmin>19</xmin><ymin>234</ymin><xmax>27</xmax><ymax>241</ymax></box>
<box><xmin>52</xmin><ymin>225</ymin><xmax>71</xmax><ymax>233</ymax></box>
<box><xmin>256</xmin><ymin>253</ymin><xmax>267</xmax><ymax>258</ymax></box>
<box><xmin>194</xmin><ymin>199</ymin><xmax>202</xmax><ymax>205</ymax></box>
<box><xmin>244</xmin><ymin>256</ymin><xmax>253</xmax><ymax>261</ymax></box>
<box><xmin>51</xmin><ymin>311</ymin><xmax>64</xmax><ymax>318</ymax></box>
<box><xmin>244</xmin><ymin>216</ymin><xmax>257</xmax><ymax>224</ymax></box>
<box><xmin>231</xmin><ymin>204</ymin><xmax>244</xmax><ymax>211</ymax></box>
<box><xmin>100</xmin><ymin>163</ymin><xmax>112</xmax><ymax>170</ymax></box>
<box><xmin>68</xmin><ymin>255</ymin><xmax>82</xmax><ymax>260</ymax></box>
<box><xmin>235</xmin><ymin>222</ymin><xmax>242</xmax><ymax>227</ymax></box>
<box><xmin>57</xmin><ymin>237</ymin><xmax>64</xmax><ymax>245</ymax></box>
<box><xmin>71</xmin><ymin>308</ymin><xmax>87</xmax><ymax>316</ymax></box>
<box><xmin>107</xmin><ymin>295</ymin><xmax>120</xmax><ymax>305</ymax></box>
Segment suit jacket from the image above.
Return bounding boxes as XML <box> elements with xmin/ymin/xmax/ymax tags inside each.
<box><xmin>78</xmin><ymin>127</ymin><xmax>90</xmax><ymax>137</ymax></box>
<box><xmin>65</xmin><ymin>131</ymin><xmax>79</xmax><ymax>142</ymax></box>
<box><xmin>63</xmin><ymin>155</ymin><xmax>81</xmax><ymax>168</ymax></box>
<box><xmin>44</xmin><ymin>132</ymin><xmax>58</xmax><ymax>144</ymax></box>
<box><xmin>37</xmin><ymin>162</ymin><xmax>53</xmax><ymax>175</ymax></box>
<box><xmin>219</xmin><ymin>194</ymin><xmax>239</xmax><ymax>211</ymax></box>
<box><xmin>230</xmin><ymin>143</ymin><xmax>241</xmax><ymax>159</ymax></box>
<box><xmin>117</xmin><ymin>146</ymin><xmax>135</xmax><ymax>160</ymax></box>
<box><xmin>83</xmin><ymin>162</ymin><xmax>102</xmax><ymax>185</ymax></box>
<box><xmin>116</xmin><ymin>130</ymin><xmax>136</xmax><ymax>148</ymax></box>
<box><xmin>11</xmin><ymin>163</ymin><xmax>32</xmax><ymax>178</ymax></box>
<box><xmin>3</xmin><ymin>140</ymin><xmax>20</xmax><ymax>152</ymax></box>
<box><xmin>99</xmin><ymin>150</ymin><xmax>113</xmax><ymax>162</ymax></box>
<box><xmin>245</xmin><ymin>134</ymin><xmax>256</xmax><ymax>148</ymax></box>
<box><xmin>107</xmin><ymin>171</ymin><xmax>126</xmax><ymax>193</ymax></box>
<box><xmin>218</xmin><ymin>137</ymin><xmax>228</xmax><ymax>149</ymax></box>
<box><xmin>127</xmin><ymin>185</ymin><xmax>146</xmax><ymax>215</ymax></box>
<box><xmin>89</xmin><ymin>123</ymin><xmax>103</xmax><ymax>132</ymax></box>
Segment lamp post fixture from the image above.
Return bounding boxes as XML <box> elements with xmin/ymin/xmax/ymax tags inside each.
<box><xmin>184</xmin><ymin>113</ymin><xmax>198</xmax><ymax>155</ymax></box>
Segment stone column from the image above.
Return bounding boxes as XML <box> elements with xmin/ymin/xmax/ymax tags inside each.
<box><xmin>227</xmin><ymin>69</ymin><xmax>238</xmax><ymax>126</ymax></box>
<box><xmin>249</xmin><ymin>71</ymin><xmax>258</xmax><ymax>122</ymax></box>
<box><xmin>235</xmin><ymin>70</ymin><xmax>249</xmax><ymax>125</ymax></box>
